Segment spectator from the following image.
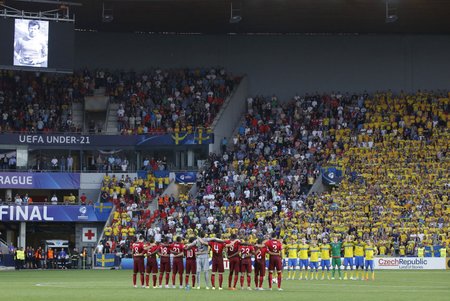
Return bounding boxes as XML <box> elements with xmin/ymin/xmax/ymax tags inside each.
<box><xmin>80</xmin><ymin>193</ymin><xmax>87</xmax><ymax>205</ymax></box>
<box><xmin>51</xmin><ymin>156</ymin><xmax>58</xmax><ymax>170</ymax></box>
<box><xmin>51</xmin><ymin>193</ymin><xmax>58</xmax><ymax>205</ymax></box>
<box><xmin>67</xmin><ymin>155</ymin><xmax>74</xmax><ymax>172</ymax></box>
<box><xmin>60</xmin><ymin>156</ymin><xmax>66</xmax><ymax>172</ymax></box>
<box><xmin>14</xmin><ymin>194</ymin><xmax>22</xmax><ymax>205</ymax></box>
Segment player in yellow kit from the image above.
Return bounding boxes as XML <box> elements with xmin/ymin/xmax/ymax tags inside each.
<box><xmin>285</xmin><ymin>237</ymin><xmax>299</xmax><ymax>280</ymax></box>
<box><xmin>298</xmin><ymin>238</ymin><xmax>309</xmax><ymax>280</ymax></box>
<box><xmin>364</xmin><ymin>240</ymin><xmax>377</xmax><ymax>280</ymax></box>
<box><xmin>354</xmin><ymin>238</ymin><xmax>365</xmax><ymax>280</ymax></box>
<box><xmin>320</xmin><ymin>238</ymin><xmax>331</xmax><ymax>280</ymax></box>
<box><xmin>342</xmin><ymin>235</ymin><xmax>355</xmax><ymax>280</ymax></box>
<box><xmin>308</xmin><ymin>240</ymin><xmax>320</xmax><ymax>280</ymax></box>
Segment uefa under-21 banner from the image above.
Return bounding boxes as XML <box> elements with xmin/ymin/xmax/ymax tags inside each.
<box><xmin>0</xmin><ymin>132</ymin><xmax>214</xmax><ymax>147</ymax></box>
<box><xmin>0</xmin><ymin>203</ymin><xmax>113</xmax><ymax>222</ymax></box>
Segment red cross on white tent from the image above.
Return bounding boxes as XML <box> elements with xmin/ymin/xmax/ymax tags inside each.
<box><xmin>82</xmin><ymin>227</ymin><xmax>97</xmax><ymax>242</ymax></box>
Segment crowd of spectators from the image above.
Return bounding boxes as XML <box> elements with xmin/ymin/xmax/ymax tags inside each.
<box><xmin>110</xmin><ymin>68</ymin><xmax>239</xmax><ymax>134</ymax></box>
<box><xmin>97</xmin><ymin>90</ymin><xmax>449</xmax><ymax>258</ymax></box>
<box><xmin>0</xmin><ymin>68</ymin><xmax>239</xmax><ymax>135</ymax></box>
<box><xmin>0</xmin><ymin>70</ymin><xmax>85</xmax><ymax>133</ymax></box>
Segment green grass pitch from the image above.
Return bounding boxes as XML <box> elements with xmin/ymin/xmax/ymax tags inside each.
<box><xmin>1</xmin><ymin>270</ymin><xmax>449</xmax><ymax>301</ymax></box>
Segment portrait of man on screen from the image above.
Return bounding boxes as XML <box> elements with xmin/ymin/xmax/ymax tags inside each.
<box><xmin>13</xmin><ymin>19</ymin><xmax>49</xmax><ymax>68</ymax></box>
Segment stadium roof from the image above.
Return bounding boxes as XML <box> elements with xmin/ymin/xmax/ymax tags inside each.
<box><xmin>5</xmin><ymin>0</ymin><xmax>450</xmax><ymax>34</ymax></box>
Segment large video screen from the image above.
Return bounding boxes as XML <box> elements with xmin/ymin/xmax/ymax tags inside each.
<box><xmin>0</xmin><ymin>18</ymin><xmax>74</xmax><ymax>73</ymax></box>
<box><xmin>14</xmin><ymin>19</ymin><xmax>49</xmax><ymax>68</ymax></box>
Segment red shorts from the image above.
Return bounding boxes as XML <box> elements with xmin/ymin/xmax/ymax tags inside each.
<box><xmin>172</xmin><ymin>258</ymin><xmax>184</xmax><ymax>274</ymax></box>
<box><xmin>146</xmin><ymin>257</ymin><xmax>158</xmax><ymax>274</ymax></box>
<box><xmin>254</xmin><ymin>260</ymin><xmax>266</xmax><ymax>277</ymax></box>
<box><xmin>133</xmin><ymin>256</ymin><xmax>145</xmax><ymax>273</ymax></box>
<box><xmin>160</xmin><ymin>259</ymin><xmax>171</xmax><ymax>273</ymax></box>
<box><xmin>212</xmin><ymin>257</ymin><xmax>224</xmax><ymax>273</ymax></box>
<box><xmin>185</xmin><ymin>259</ymin><xmax>196</xmax><ymax>274</ymax></box>
<box><xmin>240</xmin><ymin>259</ymin><xmax>252</xmax><ymax>273</ymax></box>
<box><xmin>268</xmin><ymin>256</ymin><xmax>282</xmax><ymax>271</ymax></box>
<box><xmin>228</xmin><ymin>256</ymin><xmax>240</xmax><ymax>273</ymax></box>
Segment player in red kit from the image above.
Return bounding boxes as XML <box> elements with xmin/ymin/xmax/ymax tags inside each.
<box><xmin>239</xmin><ymin>238</ymin><xmax>255</xmax><ymax>290</ymax></box>
<box><xmin>208</xmin><ymin>233</ymin><xmax>228</xmax><ymax>290</ymax></box>
<box><xmin>254</xmin><ymin>238</ymin><xmax>267</xmax><ymax>290</ymax></box>
<box><xmin>145</xmin><ymin>237</ymin><xmax>159</xmax><ymax>288</ymax></box>
<box><xmin>131</xmin><ymin>235</ymin><xmax>145</xmax><ymax>288</ymax></box>
<box><xmin>184</xmin><ymin>237</ymin><xmax>197</xmax><ymax>288</ymax></box>
<box><xmin>226</xmin><ymin>234</ymin><xmax>241</xmax><ymax>290</ymax></box>
<box><xmin>158</xmin><ymin>237</ymin><xmax>171</xmax><ymax>288</ymax></box>
<box><xmin>264</xmin><ymin>233</ymin><xmax>283</xmax><ymax>291</ymax></box>
<box><xmin>170</xmin><ymin>236</ymin><xmax>185</xmax><ymax>289</ymax></box>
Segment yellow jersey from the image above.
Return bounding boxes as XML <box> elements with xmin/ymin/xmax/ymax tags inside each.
<box><xmin>298</xmin><ymin>244</ymin><xmax>309</xmax><ymax>260</ymax></box>
<box><xmin>286</xmin><ymin>243</ymin><xmax>299</xmax><ymax>258</ymax></box>
<box><xmin>309</xmin><ymin>246</ymin><xmax>320</xmax><ymax>262</ymax></box>
<box><xmin>104</xmin><ymin>226</ymin><xmax>112</xmax><ymax>236</ymax></box>
<box><xmin>320</xmin><ymin>244</ymin><xmax>331</xmax><ymax>260</ymax></box>
<box><xmin>343</xmin><ymin>242</ymin><xmax>354</xmax><ymax>258</ymax></box>
<box><xmin>354</xmin><ymin>242</ymin><xmax>365</xmax><ymax>257</ymax></box>
<box><xmin>364</xmin><ymin>246</ymin><xmax>376</xmax><ymax>260</ymax></box>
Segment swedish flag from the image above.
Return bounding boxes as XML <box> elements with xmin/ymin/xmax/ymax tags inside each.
<box><xmin>96</xmin><ymin>254</ymin><xmax>115</xmax><ymax>267</ymax></box>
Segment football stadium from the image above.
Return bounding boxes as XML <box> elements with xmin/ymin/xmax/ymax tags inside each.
<box><xmin>0</xmin><ymin>1</ymin><xmax>449</xmax><ymax>301</ymax></box>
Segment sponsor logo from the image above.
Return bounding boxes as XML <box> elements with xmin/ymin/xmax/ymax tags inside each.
<box><xmin>77</xmin><ymin>206</ymin><xmax>88</xmax><ymax>220</ymax></box>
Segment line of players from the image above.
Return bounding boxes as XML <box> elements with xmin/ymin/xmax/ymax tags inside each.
<box><xmin>285</xmin><ymin>235</ymin><xmax>377</xmax><ymax>281</ymax></box>
<box><xmin>131</xmin><ymin>232</ymin><xmax>284</xmax><ymax>291</ymax></box>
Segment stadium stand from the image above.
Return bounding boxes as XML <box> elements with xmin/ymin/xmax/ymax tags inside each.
<box><xmin>0</xmin><ymin>70</ymin><xmax>84</xmax><ymax>133</ymax></box>
<box><xmin>106</xmin><ymin>68</ymin><xmax>238</xmax><ymax>134</ymax></box>
<box><xmin>97</xmin><ymin>91</ymin><xmax>450</xmax><ymax>259</ymax></box>
<box><xmin>0</xmin><ymin>68</ymin><xmax>238</xmax><ymax>135</ymax></box>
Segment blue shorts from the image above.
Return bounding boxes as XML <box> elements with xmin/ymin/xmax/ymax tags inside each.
<box><xmin>309</xmin><ymin>261</ymin><xmax>319</xmax><ymax>270</ymax></box>
<box><xmin>299</xmin><ymin>259</ymin><xmax>309</xmax><ymax>269</ymax></box>
<box><xmin>355</xmin><ymin>256</ymin><xmax>364</xmax><ymax>267</ymax></box>
<box><xmin>365</xmin><ymin>260</ymin><xmax>374</xmax><ymax>270</ymax></box>
<box><xmin>288</xmin><ymin>258</ymin><xmax>298</xmax><ymax>269</ymax></box>
<box><xmin>343</xmin><ymin>257</ymin><xmax>354</xmax><ymax>267</ymax></box>
<box><xmin>321</xmin><ymin>259</ymin><xmax>331</xmax><ymax>269</ymax></box>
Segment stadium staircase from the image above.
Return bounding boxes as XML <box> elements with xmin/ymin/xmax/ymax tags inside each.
<box><xmin>105</xmin><ymin>102</ymin><xmax>120</xmax><ymax>134</ymax></box>
<box><xmin>0</xmin><ymin>238</ymin><xmax>9</xmax><ymax>256</ymax></box>
<box><xmin>307</xmin><ymin>173</ymin><xmax>328</xmax><ymax>196</ymax></box>
<box><xmin>71</xmin><ymin>102</ymin><xmax>84</xmax><ymax>133</ymax></box>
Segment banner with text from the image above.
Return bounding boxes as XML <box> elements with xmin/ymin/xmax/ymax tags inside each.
<box><xmin>0</xmin><ymin>132</ymin><xmax>214</xmax><ymax>147</ymax></box>
<box><xmin>0</xmin><ymin>172</ymin><xmax>80</xmax><ymax>189</ymax></box>
<box><xmin>0</xmin><ymin>205</ymin><xmax>111</xmax><ymax>222</ymax></box>
<box><xmin>374</xmin><ymin>257</ymin><xmax>446</xmax><ymax>270</ymax></box>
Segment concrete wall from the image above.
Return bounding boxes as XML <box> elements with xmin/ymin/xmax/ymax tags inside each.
<box><xmin>75</xmin><ymin>33</ymin><xmax>450</xmax><ymax>99</ymax></box>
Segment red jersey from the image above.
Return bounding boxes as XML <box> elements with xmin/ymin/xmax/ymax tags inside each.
<box><xmin>256</xmin><ymin>246</ymin><xmax>267</xmax><ymax>262</ymax></box>
<box><xmin>170</xmin><ymin>242</ymin><xmax>185</xmax><ymax>256</ymax></box>
<box><xmin>158</xmin><ymin>244</ymin><xmax>171</xmax><ymax>257</ymax></box>
<box><xmin>264</xmin><ymin>239</ymin><xmax>282</xmax><ymax>256</ymax></box>
<box><xmin>209</xmin><ymin>241</ymin><xmax>226</xmax><ymax>258</ymax></box>
<box><xmin>185</xmin><ymin>246</ymin><xmax>197</xmax><ymax>260</ymax></box>
<box><xmin>146</xmin><ymin>244</ymin><xmax>159</xmax><ymax>258</ymax></box>
<box><xmin>226</xmin><ymin>240</ymin><xmax>240</xmax><ymax>258</ymax></box>
<box><xmin>132</xmin><ymin>241</ymin><xmax>145</xmax><ymax>257</ymax></box>
<box><xmin>239</xmin><ymin>245</ymin><xmax>255</xmax><ymax>259</ymax></box>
